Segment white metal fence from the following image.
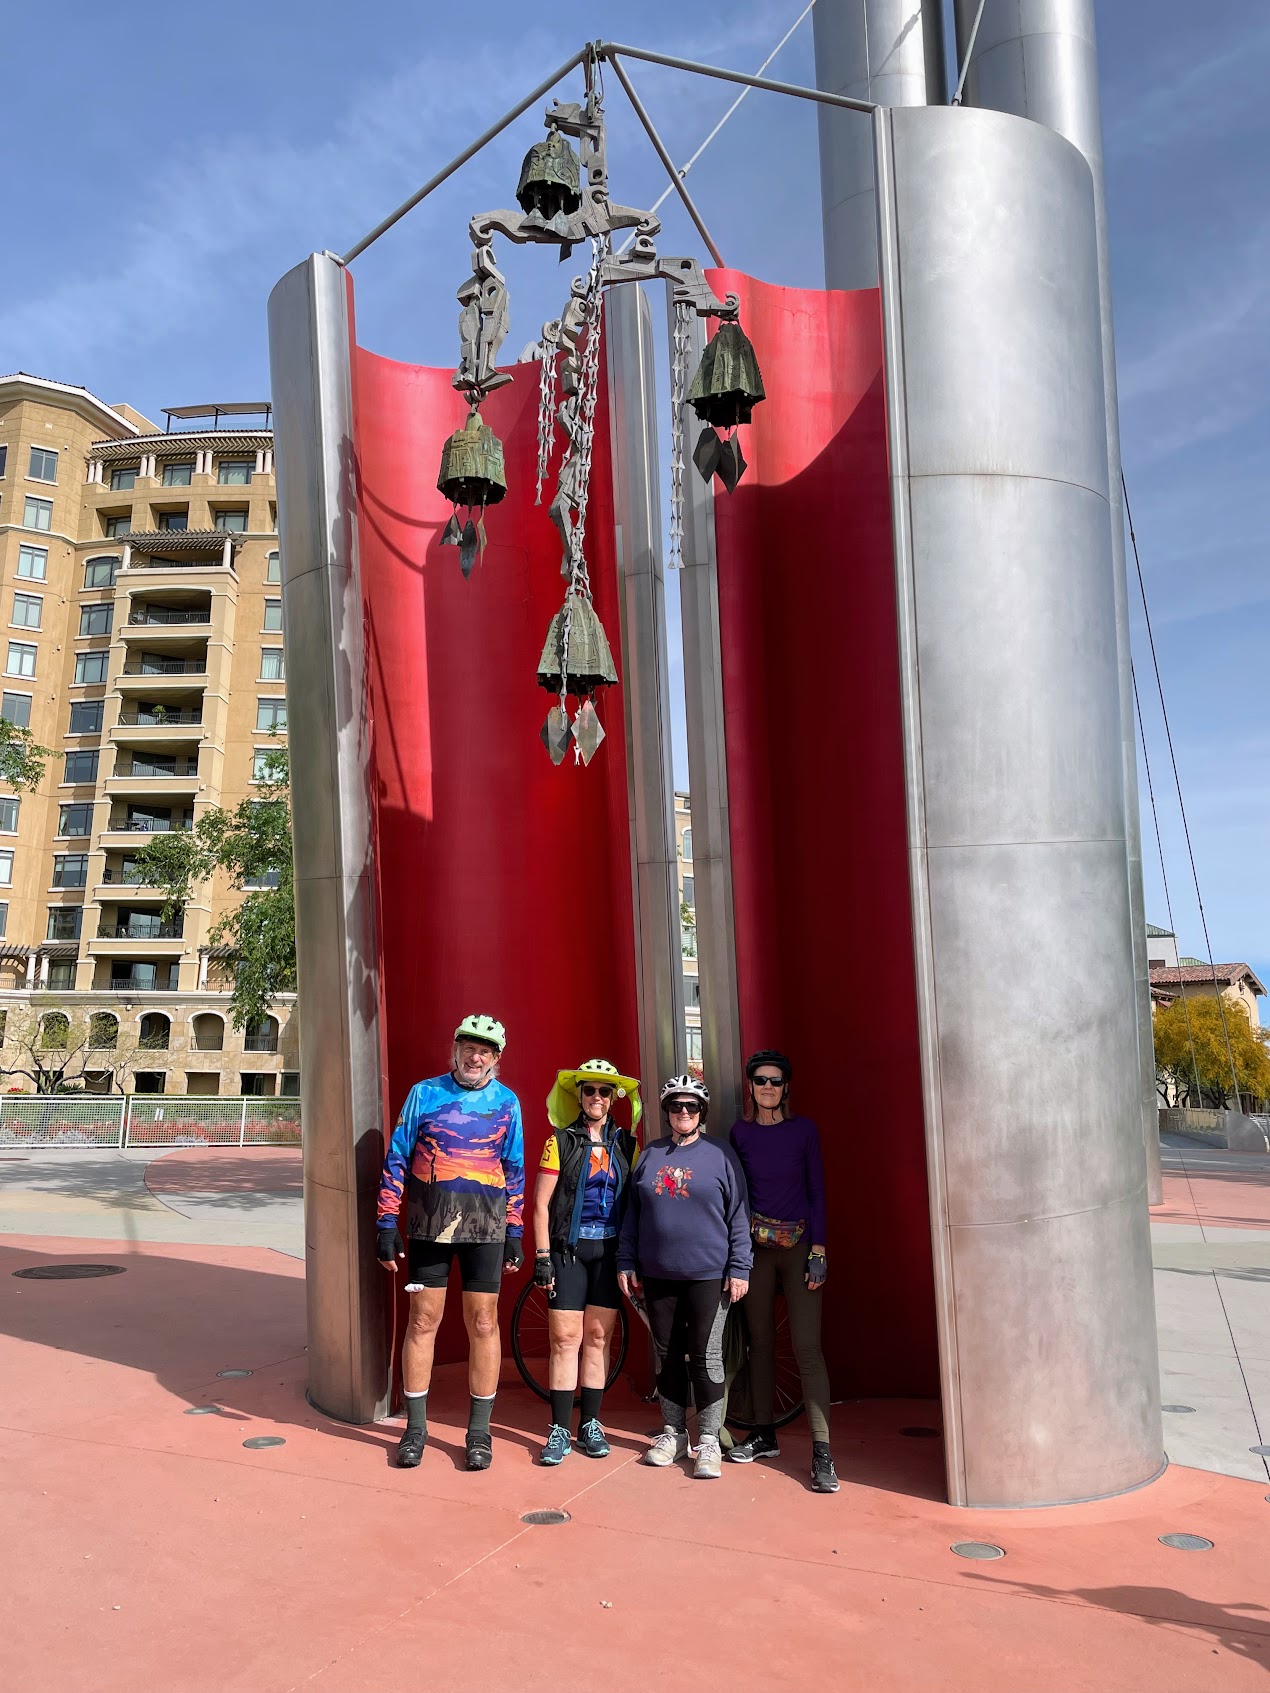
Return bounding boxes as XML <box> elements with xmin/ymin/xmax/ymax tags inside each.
<box><xmin>0</xmin><ymin>1094</ymin><xmax>301</xmax><ymax>1148</ymax></box>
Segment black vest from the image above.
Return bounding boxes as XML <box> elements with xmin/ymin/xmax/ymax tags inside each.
<box><xmin>546</xmin><ymin>1118</ymin><xmax>636</xmax><ymax>1250</ymax></box>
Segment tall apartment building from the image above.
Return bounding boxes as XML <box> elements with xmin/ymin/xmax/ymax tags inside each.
<box><xmin>674</xmin><ymin>790</ymin><xmax>701</xmax><ymax>1070</ymax></box>
<box><xmin>0</xmin><ymin>373</ymin><xmax>297</xmax><ymax>1095</ymax></box>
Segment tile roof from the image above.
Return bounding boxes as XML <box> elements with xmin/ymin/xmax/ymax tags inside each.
<box><xmin>1148</xmin><ymin>963</ymin><xmax>1267</xmax><ymax>996</ymax></box>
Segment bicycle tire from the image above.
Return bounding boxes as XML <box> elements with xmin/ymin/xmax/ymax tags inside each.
<box><xmin>510</xmin><ymin>1278</ymin><xmax>630</xmax><ymax>1402</ymax></box>
<box><xmin>726</xmin><ymin>1303</ymin><xmax>805</xmax><ymax>1432</ymax></box>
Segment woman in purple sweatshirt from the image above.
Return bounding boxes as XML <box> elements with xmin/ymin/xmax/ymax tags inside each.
<box><xmin>728</xmin><ymin>1050</ymin><xmax>837</xmax><ymax>1493</ymax></box>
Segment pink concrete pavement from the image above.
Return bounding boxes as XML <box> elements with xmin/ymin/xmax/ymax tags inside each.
<box><xmin>2</xmin><ymin>1229</ymin><xmax>1269</xmax><ymax>1692</ymax></box>
<box><xmin>1153</xmin><ymin>1156</ymin><xmax>1270</xmax><ymax>1233</ymax></box>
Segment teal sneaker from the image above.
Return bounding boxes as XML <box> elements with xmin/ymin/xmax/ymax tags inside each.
<box><xmin>539</xmin><ymin>1424</ymin><xmax>572</xmax><ymax>1466</ymax></box>
<box><xmin>575</xmin><ymin>1418</ymin><xmax>610</xmax><ymax>1458</ymax></box>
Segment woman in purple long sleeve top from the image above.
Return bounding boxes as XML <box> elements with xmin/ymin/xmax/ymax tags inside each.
<box><xmin>728</xmin><ymin>1049</ymin><xmax>838</xmax><ymax>1493</ymax></box>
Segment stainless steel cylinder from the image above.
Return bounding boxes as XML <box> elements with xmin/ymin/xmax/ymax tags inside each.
<box><xmin>952</xmin><ymin>0</ymin><xmax>1161</xmax><ymax>1204</ymax></box>
<box><xmin>267</xmin><ymin>254</ymin><xmax>390</xmax><ymax>1425</ymax></box>
<box><xmin>876</xmin><ymin>103</ymin><xmax>1163</xmax><ymax>1506</ymax></box>
<box><xmin>814</xmin><ymin>0</ymin><xmax>947</xmax><ymax>287</ymax></box>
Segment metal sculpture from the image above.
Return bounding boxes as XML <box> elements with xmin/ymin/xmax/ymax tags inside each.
<box><xmin>443</xmin><ymin>55</ymin><xmax>760</xmax><ymax>761</ymax></box>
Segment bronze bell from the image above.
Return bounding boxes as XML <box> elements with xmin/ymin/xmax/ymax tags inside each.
<box><xmin>437</xmin><ymin>407</ymin><xmax>507</xmax><ymax>510</ymax></box>
<box><xmin>536</xmin><ymin>589</ymin><xmax>618</xmax><ymax>696</ymax></box>
<box><xmin>686</xmin><ymin>320</ymin><xmax>766</xmax><ymax>429</ymax></box>
<box><xmin>516</xmin><ymin>126</ymin><xmax>582</xmax><ymax>222</ymax></box>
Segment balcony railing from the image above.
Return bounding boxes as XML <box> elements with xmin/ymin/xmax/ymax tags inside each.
<box><xmin>108</xmin><ymin>973</ymin><xmax>180</xmax><ymax>992</ymax></box>
<box><xmin>117</xmin><ymin>706</ymin><xmax>203</xmax><ymax>726</ymax></box>
<box><xmin>115</xmin><ymin>758</ymin><xmax>200</xmax><ymax>778</ymax></box>
<box><xmin>99</xmin><ymin>921</ymin><xmax>183</xmax><ymax>941</ymax></box>
<box><xmin>108</xmin><ymin>817</ymin><xmax>194</xmax><ymax>834</ymax></box>
<box><xmin>243</xmin><ymin>1035</ymin><xmax>279</xmax><ymax>1053</ymax></box>
<box><xmin>122</xmin><ymin>658</ymin><xmax>207</xmax><ymax>676</ymax></box>
<box><xmin>128</xmin><ymin>607</ymin><xmax>211</xmax><ymax>626</ymax></box>
<box><xmin>102</xmin><ymin>867</ymin><xmax>157</xmax><ymax>884</ymax></box>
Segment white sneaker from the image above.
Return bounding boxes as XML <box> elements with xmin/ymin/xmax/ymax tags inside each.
<box><xmin>694</xmin><ymin>1435</ymin><xmax>722</xmax><ymax>1479</ymax></box>
<box><xmin>643</xmin><ymin>1426</ymin><xmax>690</xmax><ymax>1466</ymax></box>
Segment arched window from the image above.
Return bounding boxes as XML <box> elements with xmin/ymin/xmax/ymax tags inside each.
<box><xmin>244</xmin><ymin>1015</ymin><xmax>279</xmax><ymax>1053</ymax></box>
<box><xmin>89</xmin><ymin>1013</ymin><xmax>119</xmax><ymax>1051</ymax></box>
<box><xmin>681</xmin><ymin>828</ymin><xmax>692</xmax><ymax>863</ymax></box>
<box><xmin>40</xmin><ymin>1012</ymin><xmax>69</xmax><ymax>1050</ymax></box>
<box><xmin>139</xmin><ymin>1012</ymin><xmax>171</xmax><ymax>1051</ymax></box>
<box><xmin>192</xmin><ymin>1012</ymin><xmax>224</xmax><ymax>1052</ymax></box>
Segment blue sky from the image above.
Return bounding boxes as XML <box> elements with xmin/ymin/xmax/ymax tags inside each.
<box><xmin>1</xmin><ymin>1</ymin><xmax>1265</xmax><ymax>992</ymax></box>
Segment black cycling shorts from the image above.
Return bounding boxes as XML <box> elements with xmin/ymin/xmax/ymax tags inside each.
<box><xmin>406</xmin><ymin>1239</ymin><xmax>503</xmax><ymax>1294</ymax></box>
<box><xmin>548</xmin><ymin>1237</ymin><xmax>621</xmax><ymax>1312</ymax></box>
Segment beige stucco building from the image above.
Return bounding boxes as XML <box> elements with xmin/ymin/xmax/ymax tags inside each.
<box><xmin>0</xmin><ymin>374</ymin><xmax>296</xmax><ymax>1095</ymax></box>
<box><xmin>674</xmin><ymin>789</ymin><xmax>700</xmax><ymax>1071</ymax></box>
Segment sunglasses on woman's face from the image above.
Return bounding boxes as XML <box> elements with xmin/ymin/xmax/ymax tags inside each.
<box><xmin>752</xmin><ymin>1075</ymin><xmax>785</xmax><ymax>1088</ymax></box>
<box><xmin>668</xmin><ymin>1101</ymin><xmax>702</xmax><ymax>1116</ymax></box>
<box><xmin>581</xmin><ymin>1084</ymin><xmax>613</xmax><ymax>1098</ymax></box>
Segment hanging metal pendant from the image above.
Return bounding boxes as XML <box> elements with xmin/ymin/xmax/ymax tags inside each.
<box><xmin>437</xmin><ymin>407</ymin><xmax>507</xmax><ymax>509</ymax></box>
<box><xmin>540</xmin><ymin>705</ymin><xmax>572</xmax><ymax>765</ymax></box>
<box><xmin>516</xmin><ymin>127</ymin><xmax>582</xmax><ymax>223</ymax></box>
<box><xmin>440</xmin><ymin>512</ymin><xmax>462</xmax><ymax>546</ymax></box>
<box><xmin>459</xmin><ymin>519</ymin><xmax>479</xmax><ymax>579</ymax></box>
<box><xmin>536</xmin><ymin>589</ymin><xmax>618</xmax><ymax>695</ymax></box>
<box><xmin>715</xmin><ymin>432</ymin><xmax>747</xmax><ymax>494</ymax></box>
<box><xmin>686</xmin><ymin>320</ymin><xmax>766</xmax><ymax>429</ymax></box>
<box><xmin>573</xmin><ymin>698</ymin><xmax>605</xmax><ymax>765</ymax></box>
<box><xmin>692</xmin><ymin>426</ymin><xmax>724</xmax><ymax>483</ymax></box>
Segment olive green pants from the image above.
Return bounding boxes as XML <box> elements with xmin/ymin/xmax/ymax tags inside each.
<box><xmin>748</xmin><ymin>1238</ymin><xmax>832</xmax><ymax>1443</ymax></box>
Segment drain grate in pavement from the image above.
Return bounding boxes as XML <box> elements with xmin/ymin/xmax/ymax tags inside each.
<box><xmin>951</xmin><ymin>1542</ymin><xmax>1004</xmax><ymax>1560</ymax></box>
<box><xmin>217</xmin><ymin>1369</ymin><xmax>253</xmax><ymax>1379</ymax></box>
<box><xmin>243</xmin><ymin>1436</ymin><xmax>286</xmax><ymax>1449</ymax></box>
<box><xmin>1251</xmin><ymin>1445</ymin><xmax>1270</xmax><ymax>1457</ymax></box>
<box><xmin>13</xmin><ymin>1263</ymin><xmax>125</xmax><ymax>1280</ymax></box>
<box><xmin>185</xmin><ymin>1406</ymin><xmax>224</xmax><ymax>1416</ymax></box>
<box><xmin>521</xmin><ymin>1509</ymin><xmax>570</xmax><ymax>1526</ymax></box>
<box><xmin>1159</xmin><ymin>1533</ymin><xmax>1213</xmax><ymax>1551</ymax></box>
<box><xmin>1162</xmin><ymin>1405</ymin><xmax>1196</xmax><ymax>1413</ymax></box>
<box><xmin>900</xmin><ymin>1426</ymin><xmax>941</xmax><ymax>1439</ymax></box>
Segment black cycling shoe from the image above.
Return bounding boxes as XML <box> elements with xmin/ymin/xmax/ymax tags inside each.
<box><xmin>396</xmin><ymin>1426</ymin><xmax>426</xmax><ymax>1468</ymax></box>
<box><xmin>727</xmin><ymin>1428</ymin><xmax>780</xmax><ymax>1463</ymax></box>
<box><xmin>811</xmin><ymin>1442</ymin><xmax>840</xmax><ymax>1493</ymax></box>
<box><xmin>465</xmin><ymin>1430</ymin><xmax>494</xmax><ymax>1471</ymax></box>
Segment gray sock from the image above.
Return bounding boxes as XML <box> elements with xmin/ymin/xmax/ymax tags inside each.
<box><xmin>658</xmin><ymin>1395</ymin><xmax>687</xmax><ymax>1432</ymax></box>
<box><xmin>404</xmin><ymin>1391</ymin><xmax>428</xmax><ymax>1433</ymax></box>
<box><xmin>697</xmin><ymin>1400</ymin><xmax>724</xmax><ymax>1440</ymax></box>
<box><xmin>468</xmin><ymin>1393</ymin><xmax>495</xmax><ymax>1436</ymax></box>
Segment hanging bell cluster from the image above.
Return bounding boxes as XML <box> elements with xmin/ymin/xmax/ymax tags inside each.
<box><xmin>437</xmin><ymin>406</ymin><xmax>507</xmax><ymax>578</ymax></box>
<box><xmin>536</xmin><ymin>589</ymin><xmax>618</xmax><ymax>766</ymax></box>
<box><xmin>516</xmin><ymin>125</ymin><xmax>583</xmax><ymax>230</ymax></box>
<box><xmin>687</xmin><ymin>319</ymin><xmax>766</xmax><ymax>493</ymax></box>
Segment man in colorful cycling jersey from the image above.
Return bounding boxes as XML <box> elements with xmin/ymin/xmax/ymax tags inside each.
<box><xmin>376</xmin><ymin>1013</ymin><xmax>525</xmax><ymax>1471</ymax></box>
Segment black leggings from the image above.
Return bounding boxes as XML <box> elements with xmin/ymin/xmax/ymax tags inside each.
<box><xmin>644</xmin><ymin>1277</ymin><xmax>728</xmax><ymax>1412</ymax></box>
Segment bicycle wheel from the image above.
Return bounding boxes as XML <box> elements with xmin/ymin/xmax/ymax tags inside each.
<box><xmin>726</xmin><ymin>1301</ymin><xmax>805</xmax><ymax>1431</ymax></box>
<box><xmin>510</xmin><ymin>1280</ymin><xmax>630</xmax><ymax>1402</ymax></box>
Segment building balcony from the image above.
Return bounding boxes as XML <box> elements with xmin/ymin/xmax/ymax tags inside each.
<box><xmin>243</xmin><ymin>1034</ymin><xmax>279</xmax><ymax>1053</ymax></box>
<box><xmin>119</xmin><ymin>530</ymin><xmax>241</xmax><ymax>568</ymax></box>
<box><xmin>101</xmin><ymin>967</ymin><xmax>182</xmax><ymax>992</ymax></box>
<box><xmin>95</xmin><ymin>919</ymin><xmax>184</xmax><ymax>942</ymax></box>
<box><xmin>111</xmin><ymin>705</ymin><xmax>204</xmax><ymax>749</ymax></box>
<box><xmin>99</xmin><ymin>815</ymin><xmax>194</xmax><ymax>846</ymax></box>
<box><xmin>121</xmin><ymin>656</ymin><xmax>207</xmax><ymax>677</ymax></box>
<box><xmin>121</xmin><ymin>613</ymin><xmax>212</xmax><ymax>642</ymax></box>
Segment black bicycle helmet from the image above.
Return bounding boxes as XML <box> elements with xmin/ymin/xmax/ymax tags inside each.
<box><xmin>745</xmin><ymin>1049</ymin><xmax>792</xmax><ymax>1083</ymax></box>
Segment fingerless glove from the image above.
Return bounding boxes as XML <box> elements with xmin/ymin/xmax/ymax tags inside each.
<box><xmin>377</xmin><ymin>1225</ymin><xmax>404</xmax><ymax>1261</ymax></box>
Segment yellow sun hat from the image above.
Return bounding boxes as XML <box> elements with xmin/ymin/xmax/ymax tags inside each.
<box><xmin>547</xmin><ymin>1058</ymin><xmax>643</xmax><ymax>1133</ymax></box>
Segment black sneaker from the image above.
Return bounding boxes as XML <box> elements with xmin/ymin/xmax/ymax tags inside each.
<box><xmin>465</xmin><ymin>1430</ymin><xmax>493</xmax><ymax>1471</ymax></box>
<box><xmin>727</xmin><ymin>1428</ymin><xmax>780</xmax><ymax>1463</ymax></box>
<box><xmin>396</xmin><ymin>1426</ymin><xmax>426</xmax><ymax>1468</ymax></box>
<box><xmin>811</xmin><ymin>1443</ymin><xmax>839</xmax><ymax>1493</ymax></box>
<box><xmin>575</xmin><ymin>1418</ymin><xmax>610</xmax><ymax>1459</ymax></box>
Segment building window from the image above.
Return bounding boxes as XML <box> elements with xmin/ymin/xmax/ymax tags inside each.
<box><xmin>687</xmin><ymin>1027</ymin><xmax>703</xmax><ymax>1064</ymax></box>
<box><xmin>162</xmin><ymin>462</ymin><xmax>193</xmax><ymax>487</ymax></box>
<box><xmin>12</xmin><ymin>593</ymin><xmax>42</xmax><ymax>629</ymax></box>
<box><xmin>681</xmin><ymin>828</ymin><xmax>692</xmax><ymax>863</ymax></box>
<box><xmin>252</xmin><ymin>747</ymin><xmax>286</xmax><ymax>782</ymax></box>
<box><xmin>5</xmin><ymin>642</ymin><xmax>36</xmax><ymax>679</ymax></box>
<box><xmin>58</xmin><ymin>803</ymin><xmax>93</xmax><ymax>837</ymax></box>
<box><xmin>280</xmin><ymin>1072</ymin><xmax>300</xmax><ymax>1098</ymax></box>
<box><xmin>244</xmin><ymin>866</ymin><xmax>282</xmax><ymax>890</ymax></box>
<box><xmin>0</xmin><ymin>797</ymin><xmax>18</xmax><ymax>832</ymax></box>
<box><xmin>682</xmin><ymin>874</ymin><xmax>694</xmax><ymax>907</ymax></box>
<box><xmin>109</xmin><ymin>467</ymin><xmax>137</xmax><ymax>491</ymax></box>
<box><xmin>73</xmin><ymin>652</ymin><xmax>109</xmax><ymax>685</ymax></box>
<box><xmin>63</xmin><ymin>751</ymin><xmax>99</xmax><ymax>784</ymax></box>
<box><xmin>1</xmin><ymin>693</ymin><xmax>32</xmax><ymax>729</ymax></box>
<box><xmin>0</xmin><ymin>850</ymin><xmax>13</xmax><ymax>886</ymax></box>
<box><xmin>52</xmin><ymin>854</ymin><xmax>88</xmax><ymax>888</ymax></box>
<box><xmin>17</xmin><ymin>545</ymin><xmax>48</xmax><ymax>579</ymax></box>
<box><xmin>69</xmin><ymin>700</ymin><xmax>103</xmax><ymax>734</ymax></box>
<box><xmin>104</xmin><ymin>515</ymin><xmax>131</xmax><ymax>538</ymax></box>
<box><xmin>47</xmin><ymin>907</ymin><xmax>82</xmax><ymax>941</ymax></box>
<box><xmin>134</xmin><ymin>1072</ymin><xmax>166</xmax><ymax>1095</ymax></box>
<box><xmin>0</xmin><ymin>904</ymin><xmax>7</xmax><ymax>938</ymax></box>
<box><xmin>78</xmin><ymin>604</ymin><xmax>113</xmax><ymax>638</ymax></box>
<box><xmin>28</xmin><ymin>446</ymin><xmax>58</xmax><ymax>483</ymax></box>
<box><xmin>47</xmin><ymin>962</ymin><xmax>76</xmax><ymax>991</ymax></box>
<box><xmin>262</xmin><ymin>599</ymin><xmax>282</xmax><ymax>632</ymax></box>
<box><xmin>240</xmin><ymin>1073</ymin><xmax>271</xmax><ymax>1096</ymax></box>
<box><xmin>84</xmin><ymin>556</ymin><xmax>118</xmax><ymax>588</ymax></box>
<box><xmin>215</xmin><ymin>508</ymin><xmax>248</xmax><ymax>532</ymax></box>
<box><xmin>266</xmin><ymin>551</ymin><xmax>281</xmax><ymax>584</ymax></box>
<box><xmin>23</xmin><ymin>496</ymin><xmax>53</xmax><ymax>531</ymax></box>
<box><xmin>256</xmin><ymin>699</ymin><xmax>287</xmax><ymax>733</ymax></box>
<box><xmin>0</xmin><ymin>445</ymin><xmax>6</xmax><ymax>477</ymax></box>
<box><xmin>259</xmin><ymin>648</ymin><xmax>284</xmax><ymax>681</ymax></box>
<box><xmin>217</xmin><ymin>460</ymin><xmax>253</xmax><ymax>485</ymax></box>
<box><xmin>157</xmin><ymin>509</ymin><xmax>188</xmax><ymax>532</ymax></box>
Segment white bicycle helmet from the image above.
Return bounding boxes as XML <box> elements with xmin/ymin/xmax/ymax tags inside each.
<box><xmin>660</xmin><ymin>1074</ymin><xmax>710</xmax><ymax>1108</ymax></box>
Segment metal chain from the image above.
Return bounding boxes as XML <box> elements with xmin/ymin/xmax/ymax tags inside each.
<box><xmin>534</xmin><ymin>330</ymin><xmax>559</xmax><ymax>505</ymax></box>
<box><xmin>668</xmin><ymin>297</ymin><xmax>693</xmax><ymax>569</ymax></box>
<box><xmin>568</xmin><ymin>234</ymin><xmax>610</xmax><ymax>586</ymax></box>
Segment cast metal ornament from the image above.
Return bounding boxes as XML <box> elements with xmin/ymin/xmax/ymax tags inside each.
<box><xmin>686</xmin><ymin>319</ymin><xmax>765</xmax><ymax>493</ymax></box>
<box><xmin>437</xmin><ymin>406</ymin><xmax>507</xmax><ymax>577</ymax></box>
<box><xmin>516</xmin><ymin>125</ymin><xmax>582</xmax><ymax>224</ymax></box>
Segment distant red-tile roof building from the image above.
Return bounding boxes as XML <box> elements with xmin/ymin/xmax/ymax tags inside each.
<box><xmin>1148</xmin><ymin>962</ymin><xmax>1266</xmax><ymax>1029</ymax></box>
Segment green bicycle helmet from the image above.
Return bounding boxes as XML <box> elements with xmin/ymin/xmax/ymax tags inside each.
<box><xmin>453</xmin><ymin>1013</ymin><xmax>506</xmax><ymax>1052</ymax></box>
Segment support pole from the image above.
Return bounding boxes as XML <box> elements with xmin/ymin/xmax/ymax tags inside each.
<box><xmin>607</xmin><ymin>56</ymin><xmax>726</xmax><ymax>267</ymax></box>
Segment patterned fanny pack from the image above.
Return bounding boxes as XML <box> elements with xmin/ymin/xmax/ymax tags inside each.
<box><xmin>751</xmin><ymin>1212</ymin><xmax>805</xmax><ymax>1250</ymax></box>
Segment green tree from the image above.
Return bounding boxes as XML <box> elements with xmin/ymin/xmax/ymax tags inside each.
<box><xmin>1153</xmin><ymin>992</ymin><xmax>1270</xmax><ymax>1109</ymax></box>
<box><xmin>0</xmin><ymin>719</ymin><xmax>56</xmax><ymax>791</ymax></box>
<box><xmin>680</xmin><ymin>901</ymin><xmax>696</xmax><ymax>959</ymax></box>
<box><xmin>134</xmin><ymin>746</ymin><xmax>296</xmax><ymax>1031</ymax></box>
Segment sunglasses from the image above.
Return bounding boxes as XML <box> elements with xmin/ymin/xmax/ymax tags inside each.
<box><xmin>581</xmin><ymin>1084</ymin><xmax>613</xmax><ymax>1099</ymax></box>
<box><xmin>668</xmin><ymin>1101</ymin><xmax>702</xmax><ymax>1116</ymax></box>
<box><xmin>752</xmin><ymin>1075</ymin><xmax>785</xmax><ymax>1088</ymax></box>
